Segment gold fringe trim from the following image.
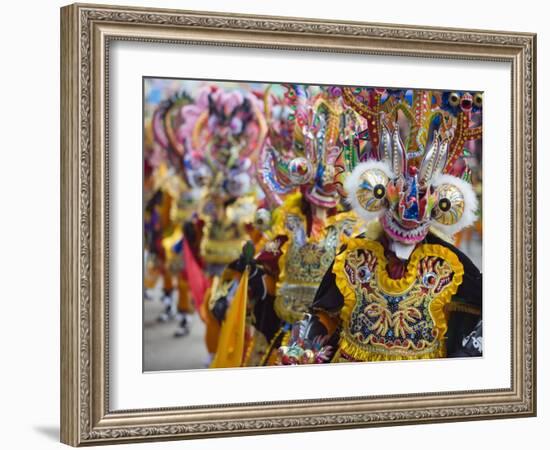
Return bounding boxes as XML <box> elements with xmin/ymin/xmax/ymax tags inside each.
<box><xmin>263</xmin><ymin>330</ymin><xmax>291</xmax><ymax>366</ymax></box>
<box><xmin>280</xmin><ymin>330</ymin><xmax>291</xmax><ymax>347</ymax></box>
<box><xmin>335</xmin><ymin>337</ymin><xmax>446</xmax><ymax>362</ymax></box>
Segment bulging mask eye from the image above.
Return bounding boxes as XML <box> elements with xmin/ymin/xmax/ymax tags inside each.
<box><xmin>448</xmin><ymin>92</ymin><xmax>460</xmax><ymax>107</ymax></box>
<box><xmin>253</xmin><ymin>208</ymin><xmax>272</xmax><ymax>231</ymax></box>
<box><xmin>345</xmin><ymin>161</ymin><xmax>393</xmax><ymax>222</ymax></box>
<box><xmin>473</xmin><ymin>92</ymin><xmax>483</xmax><ymax>108</ymax></box>
<box><xmin>433</xmin><ymin>184</ymin><xmax>465</xmax><ymax>225</ymax></box>
<box><xmin>431</xmin><ymin>174</ymin><xmax>478</xmax><ymax>236</ymax></box>
<box><xmin>288</xmin><ymin>157</ymin><xmax>313</xmax><ymax>185</ymax></box>
<box><xmin>357</xmin><ymin>171</ymin><xmax>388</xmax><ymax>211</ymax></box>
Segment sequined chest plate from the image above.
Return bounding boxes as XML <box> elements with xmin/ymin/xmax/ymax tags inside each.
<box><xmin>199</xmin><ymin>195</ymin><xmax>256</xmax><ymax>265</ymax></box>
<box><xmin>275</xmin><ymin>214</ymin><xmax>355</xmax><ymax>324</ymax></box>
<box><xmin>335</xmin><ymin>240</ymin><xmax>464</xmax><ymax>361</ymax></box>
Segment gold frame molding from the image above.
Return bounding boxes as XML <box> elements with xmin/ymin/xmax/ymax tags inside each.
<box><xmin>60</xmin><ymin>2</ymin><xmax>536</xmax><ymax>446</ymax></box>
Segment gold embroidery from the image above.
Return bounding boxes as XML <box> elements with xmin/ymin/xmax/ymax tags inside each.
<box><xmin>271</xmin><ymin>193</ymin><xmax>360</xmax><ymax>324</ymax></box>
<box><xmin>333</xmin><ymin>239</ymin><xmax>464</xmax><ymax>361</ymax></box>
<box><xmin>199</xmin><ymin>193</ymin><xmax>257</xmax><ymax>264</ymax></box>
<box><xmin>446</xmin><ymin>302</ymin><xmax>481</xmax><ymax>316</ymax></box>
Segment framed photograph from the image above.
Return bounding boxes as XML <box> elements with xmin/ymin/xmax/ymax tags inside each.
<box><xmin>60</xmin><ymin>3</ymin><xmax>536</xmax><ymax>446</ymax></box>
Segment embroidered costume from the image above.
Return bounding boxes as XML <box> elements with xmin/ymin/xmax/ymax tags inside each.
<box><xmin>167</xmin><ymin>86</ymin><xmax>268</xmax><ymax>356</ymax></box>
<box><xmin>150</xmin><ymin>86</ymin><xmax>267</xmax><ymax>342</ymax></box>
<box><xmin>144</xmin><ymin>81</ymin><xmax>484</xmax><ymax>370</ymax></box>
<box><xmin>210</xmin><ymin>85</ymin><xmax>365</xmax><ymax>367</ymax></box>
<box><xmin>279</xmin><ymin>88</ymin><xmax>483</xmax><ymax>364</ymax></box>
<box><xmin>145</xmin><ymin>91</ymin><xmax>204</xmax><ymax>333</ymax></box>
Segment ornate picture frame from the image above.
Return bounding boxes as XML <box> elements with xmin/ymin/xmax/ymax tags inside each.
<box><xmin>60</xmin><ymin>3</ymin><xmax>536</xmax><ymax>446</ymax></box>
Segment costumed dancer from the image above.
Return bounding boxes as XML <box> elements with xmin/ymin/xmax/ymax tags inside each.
<box><xmin>160</xmin><ymin>175</ymin><xmax>203</xmax><ymax>336</ymax></box>
<box><xmin>210</xmin><ymin>85</ymin><xmax>366</xmax><ymax>368</ymax></box>
<box><xmin>150</xmin><ymin>92</ymin><xmax>204</xmax><ymax>334</ymax></box>
<box><xmin>174</xmin><ymin>86</ymin><xmax>268</xmax><ymax>359</ymax></box>
<box><xmin>278</xmin><ymin>88</ymin><xmax>483</xmax><ymax>365</ymax></box>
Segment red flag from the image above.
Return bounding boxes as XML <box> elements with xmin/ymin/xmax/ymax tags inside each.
<box><xmin>182</xmin><ymin>238</ymin><xmax>210</xmax><ymax>311</ymax></box>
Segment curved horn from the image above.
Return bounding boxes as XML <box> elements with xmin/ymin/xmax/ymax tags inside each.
<box><xmin>152</xmin><ymin>97</ymin><xmax>190</xmax><ymax>185</ymax></box>
<box><xmin>152</xmin><ymin>101</ymin><xmax>170</xmax><ymax>149</ymax></box>
<box><xmin>286</xmin><ymin>84</ymin><xmax>310</xmax><ymax>156</ymax></box>
<box><xmin>379</xmin><ymin>120</ymin><xmax>392</xmax><ymax>163</ymax></box>
<box><xmin>391</xmin><ymin>125</ymin><xmax>406</xmax><ymax>177</ymax></box>
<box><xmin>164</xmin><ymin>102</ymin><xmax>185</xmax><ymax>155</ymax></box>
<box><xmin>419</xmin><ymin>130</ymin><xmax>442</xmax><ymax>185</ymax></box>
<box><xmin>432</xmin><ymin>136</ymin><xmax>449</xmax><ymax>177</ymax></box>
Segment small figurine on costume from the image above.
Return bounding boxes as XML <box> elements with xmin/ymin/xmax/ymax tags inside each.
<box><xmin>279</xmin><ymin>88</ymin><xmax>483</xmax><ymax>364</ymax></box>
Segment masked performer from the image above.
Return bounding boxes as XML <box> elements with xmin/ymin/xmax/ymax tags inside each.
<box><xmin>279</xmin><ymin>88</ymin><xmax>483</xmax><ymax>365</ymax></box>
<box><xmin>159</xmin><ymin>175</ymin><xmax>203</xmax><ymax>336</ymax></box>
<box><xmin>210</xmin><ymin>85</ymin><xmax>366</xmax><ymax>368</ymax></box>
<box><xmin>143</xmin><ymin>164</ymin><xmax>175</xmax><ymax>317</ymax></box>
<box><xmin>168</xmin><ymin>86</ymin><xmax>268</xmax><ymax>357</ymax></box>
<box><xmin>149</xmin><ymin>92</ymin><xmax>206</xmax><ymax>335</ymax></box>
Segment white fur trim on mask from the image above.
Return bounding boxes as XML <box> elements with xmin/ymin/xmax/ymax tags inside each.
<box><xmin>430</xmin><ymin>173</ymin><xmax>479</xmax><ymax>236</ymax></box>
<box><xmin>344</xmin><ymin>160</ymin><xmax>394</xmax><ymax>223</ymax></box>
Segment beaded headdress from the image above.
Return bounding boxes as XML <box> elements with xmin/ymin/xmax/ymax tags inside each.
<box><xmin>258</xmin><ymin>84</ymin><xmax>355</xmax><ymax>209</ymax></box>
<box><xmin>343</xmin><ymin>88</ymin><xmax>482</xmax><ymax>244</ymax></box>
<box><xmin>174</xmin><ymin>86</ymin><xmax>268</xmax><ymax>199</ymax></box>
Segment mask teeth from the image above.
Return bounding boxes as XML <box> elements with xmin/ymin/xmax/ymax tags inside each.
<box><xmin>383</xmin><ymin>212</ymin><xmax>428</xmax><ymax>242</ymax></box>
